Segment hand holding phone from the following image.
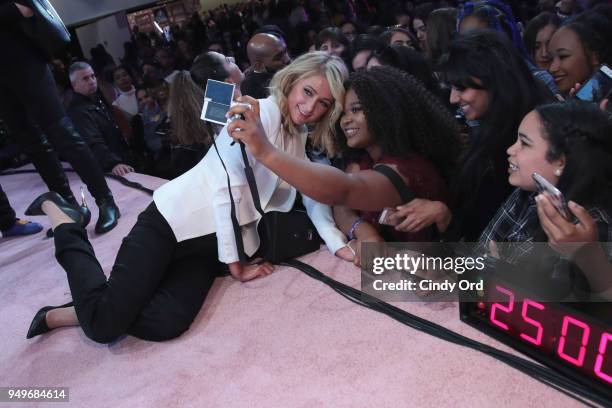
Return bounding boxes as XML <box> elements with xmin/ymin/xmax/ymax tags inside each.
<box><xmin>201</xmin><ymin>79</ymin><xmax>236</xmax><ymax>125</ymax></box>
<box><xmin>379</xmin><ymin>207</ymin><xmax>401</xmax><ymax>226</ymax></box>
<box><xmin>575</xmin><ymin>64</ymin><xmax>612</xmax><ymax>104</ymax></box>
<box><xmin>532</xmin><ymin>172</ymin><xmax>571</xmax><ymax>220</ymax></box>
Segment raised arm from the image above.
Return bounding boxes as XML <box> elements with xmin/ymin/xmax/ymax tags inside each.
<box><xmin>227</xmin><ymin>97</ymin><xmax>402</xmax><ymax>211</ymax></box>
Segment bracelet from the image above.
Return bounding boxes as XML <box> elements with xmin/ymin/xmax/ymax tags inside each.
<box><xmin>348</xmin><ymin>218</ymin><xmax>364</xmax><ymax>241</ymax></box>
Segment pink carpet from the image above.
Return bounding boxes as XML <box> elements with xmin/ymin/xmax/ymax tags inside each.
<box><xmin>0</xmin><ymin>165</ymin><xmax>584</xmax><ymax>407</ymax></box>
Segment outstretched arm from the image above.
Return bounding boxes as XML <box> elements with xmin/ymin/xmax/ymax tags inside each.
<box><xmin>227</xmin><ymin>97</ymin><xmax>402</xmax><ymax>211</ymax></box>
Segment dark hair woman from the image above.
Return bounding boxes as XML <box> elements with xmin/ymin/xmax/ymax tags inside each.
<box><xmin>548</xmin><ymin>5</ymin><xmax>612</xmax><ymax>95</ymax></box>
<box><xmin>523</xmin><ymin>12</ymin><xmax>561</xmax><ymax>71</ymax></box>
<box><xmin>383</xmin><ymin>30</ymin><xmax>552</xmax><ymax>242</ymax></box>
<box><xmin>379</xmin><ymin>27</ymin><xmax>420</xmax><ymax>51</ymax></box>
<box><xmin>425</xmin><ymin>7</ymin><xmax>458</xmax><ymax>66</ymax></box>
<box><xmin>480</xmin><ymin>100</ymin><xmax>612</xmax><ymax>296</ymax></box>
<box><xmin>227</xmin><ymin>66</ymin><xmax>460</xmax><ymax>262</ymax></box>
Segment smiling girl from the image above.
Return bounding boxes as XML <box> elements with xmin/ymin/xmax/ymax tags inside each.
<box><xmin>480</xmin><ymin>100</ymin><xmax>612</xmax><ymax>295</ymax></box>
<box><xmin>548</xmin><ymin>5</ymin><xmax>612</xmax><ymax>95</ymax></box>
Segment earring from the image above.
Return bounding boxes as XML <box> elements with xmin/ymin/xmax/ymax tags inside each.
<box><xmin>554</xmin><ymin>168</ymin><xmax>562</xmax><ymax>177</ymax></box>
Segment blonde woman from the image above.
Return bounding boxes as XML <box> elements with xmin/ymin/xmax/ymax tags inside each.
<box><xmin>25</xmin><ymin>52</ymin><xmax>352</xmax><ymax>343</ymax></box>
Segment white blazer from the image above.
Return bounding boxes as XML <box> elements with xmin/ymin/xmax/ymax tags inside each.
<box><xmin>153</xmin><ymin>96</ymin><xmax>347</xmax><ymax>263</ymax></box>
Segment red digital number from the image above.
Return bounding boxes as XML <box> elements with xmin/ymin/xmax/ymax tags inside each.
<box><xmin>557</xmin><ymin>316</ymin><xmax>591</xmax><ymax>367</ymax></box>
<box><xmin>490</xmin><ymin>285</ymin><xmax>514</xmax><ymax>331</ymax></box>
<box><xmin>519</xmin><ymin>300</ymin><xmax>545</xmax><ymax>346</ymax></box>
<box><xmin>594</xmin><ymin>332</ymin><xmax>612</xmax><ymax>384</ymax></box>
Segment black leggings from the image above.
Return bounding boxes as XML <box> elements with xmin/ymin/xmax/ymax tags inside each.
<box><xmin>0</xmin><ymin>35</ymin><xmax>111</xmax><ymax>200</ymax></box>
<box><xmin>0</xmin><ymin>183</ymin><xmax>16</xmax><ymax>230</ymax></box>
<box><xmin>53</xmin><ymin>202</ymin><xmax>221</xmax><ymax>343</ymax></box>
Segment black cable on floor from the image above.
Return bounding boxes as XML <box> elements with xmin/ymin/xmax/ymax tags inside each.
<box><xmin>3</xmin><ymin>167</ymin><xmax>608</xmax><ymax>406</ymax></box>
<box><xmin>283</xmin><ymin>259</ymin><xmax>610</xmax><ymax>408</ymax></box>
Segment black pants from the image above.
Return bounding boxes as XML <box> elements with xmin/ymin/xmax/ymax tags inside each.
<box><xmin>54</xmin><ymin>202</ymin><xmax>221</xmax><ymax>343</ymax></box>
<box><xmin>0</xmin><ymin>183</ymin><xmax>16</xmax><ymax>230</ymax></box>
<box><xmin>0</xmin><ymin>34</ymin><xmax>111</xmax><ymax>200</ymax></box>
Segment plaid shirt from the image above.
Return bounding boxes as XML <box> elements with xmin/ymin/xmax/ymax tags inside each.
<box><xmin>478</xmin><ymin>188</ymin><xmax>612</xmax><ymax>264</ymax></box>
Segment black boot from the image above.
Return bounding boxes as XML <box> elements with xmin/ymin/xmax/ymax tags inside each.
<box><xmin>26</xmin><ymin>138</ymin><xmax>77</xmax><ymax>204</ymax></box>
<box><xmin>44</xmin><ymin>117</ymin><xmax>113</xmax><ymax>201</ymax></box>
<box><xmin>95</xmin><ymin>196</ymin><xmax>120</xmax><ymax>234</ymax></box>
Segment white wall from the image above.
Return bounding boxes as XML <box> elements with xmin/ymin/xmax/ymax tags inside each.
<box><xmin>75</xmin><ymin>12</ymin><xmax>132</xmax><ymax>62</ymax></box>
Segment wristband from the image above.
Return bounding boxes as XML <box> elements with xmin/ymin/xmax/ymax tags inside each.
<box><xmin>348</xmin><ymin>218</ymin><xmax>364</xmax><ymax>241</ymax></box>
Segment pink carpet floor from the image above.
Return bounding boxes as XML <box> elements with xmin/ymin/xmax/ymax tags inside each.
<box><xmin>0</xmin><ymin>166</ymin><xmax>586</xmax><ymax>407</ymax></box>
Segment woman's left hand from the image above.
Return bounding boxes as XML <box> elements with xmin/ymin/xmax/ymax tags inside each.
<box><xmin>226</xmin><ymin>96</ymin><xmax>274</xmax><ymax>161</ymax></box>
<box><xmin>536</xmin><ymin>194</ymin><xmax>598</xmax><ymax>258</ymax></box>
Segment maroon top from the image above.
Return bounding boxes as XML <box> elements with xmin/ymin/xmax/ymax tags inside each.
<box><xmin>353</xmin><ymin>153</ymin><xmax>449</xmax><ymax>242</ymax></box>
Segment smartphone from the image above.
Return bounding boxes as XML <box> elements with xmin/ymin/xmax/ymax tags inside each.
<box><xmin>379</xmin><ymin>207</ymin><xmax>400</xmax><ymax>226</ymax></box>
<box><xmin>201</xmin><ymin>79</ymin><xmax>236</xmax><ymax>125</ymax></box>
<box><xmin>532</xmin><ymin>172</ymin><xmax>571</xmax><ymax>220</ymax></box>
<box><xmin>575</xmin><ymin>64</ymin><xmax>612</xmax><ymax>103</ymax></box>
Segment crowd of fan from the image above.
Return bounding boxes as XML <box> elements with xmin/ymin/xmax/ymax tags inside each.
<box><xmin>4</xmin><ymin>0</ymin><xmax>611</xmax><ymax>244</ymax></box>
<box><xmin>8</xmin><ymin>0</ymin><xmax>612</xmax><ymax>342</ymax></box>
<box><xmin>39</xmin><ymin>0</ymin><xmax>606</xmax><ymax>182</ymax></box>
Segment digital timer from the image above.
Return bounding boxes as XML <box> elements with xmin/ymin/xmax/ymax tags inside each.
<box><xmin>460</xmin><ymin>278</ymin><xmax>611</xmax><ymax>400</ymax></box>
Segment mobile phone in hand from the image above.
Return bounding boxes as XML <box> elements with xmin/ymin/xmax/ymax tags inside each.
<box><xmin>201</xmin><ymin>79</ymin><xmax>236</xmax><ymax>125</ymax></box>
<box><xmin>575</xmin><ymin>64</ymin><xmax>612</xmax><ymax>104</ymax></box>
<box><xmin>532</xmin><ymin>172</ymin><xmax>571</xmax><ymax>220</ymax></box>
<box><xmin>379</xmin><ymin>207</ymin><xmax>400</xmax><ymax>226</ymax></box>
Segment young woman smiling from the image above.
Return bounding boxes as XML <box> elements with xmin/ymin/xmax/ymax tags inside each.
<box><xmin>385</xmin><ymin>30</ymin><xmax>552</xmax><ymax>242</ymax></box>
<box><xmin>333</xmin><ymin>67</ymin><xmax>458</xmax><ymax>262</ymax></box>
<box><xmin>480</xmin><ymin>100</ymin><xmax>612</xmax><ymax>296</ymax></box>
<box><xmin>548</xmin><ymin>5</ymin><xmax>612</xmax><ymax>95</ymax></box>
<box><xmin>227</xmin><ymin>66</ymin><xmax>459</xmax><ymax>265</ymax></box>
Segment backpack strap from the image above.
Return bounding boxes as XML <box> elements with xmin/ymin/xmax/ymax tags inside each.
<box><xmin>373</xmin><ymin>164</ymin><xmax>415</xmax><ymax>204</ymax></box>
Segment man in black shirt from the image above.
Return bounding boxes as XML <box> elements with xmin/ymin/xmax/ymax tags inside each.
<box><xmin>67</xmin><ymin>62</ymin><xmax>134</xmax><ymax>177</ymax></box>
<box><xmin>241</xmin><ymin>32</ymin><xmax>290</xmax><ymax>99</ymax></box>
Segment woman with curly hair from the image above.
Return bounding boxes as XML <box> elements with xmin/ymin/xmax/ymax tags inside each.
<box><xmin>479</xmin><ymin>100</ymin><xmax>612</xmax><ymax>296</ymax></box>
<box><xmin>228</xmin><ymin>66</ymin><xmax>460</xmax><ymax>260</ymax></box>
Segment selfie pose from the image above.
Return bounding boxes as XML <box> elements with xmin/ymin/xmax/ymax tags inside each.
<box><xmin>25</xmin><ymin>52</ymin><xmax>350</xmax><ymax>343</ymax></box>
<box><xmin>327</xmin><ymin>67</ymin><xmax>458</xmax><ymax>262</ymax></box>
<box><xmin>227</xmin><ymin>66</ymin><xmax>460</xmax><ymax>244</ymax></box>
<box><xmin>479</xmin><ymin>101</ymin><xmax>612</xmax><ymax>295</ymax></box>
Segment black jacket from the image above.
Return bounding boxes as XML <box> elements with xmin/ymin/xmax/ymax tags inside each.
<box><xmin>0</xmin><ymin>1</ymin><xmax>31</xmax><ymax>60</ymax></box>
<box><xmin>240</xmin><ymin>70</ymin><xmax>274</xmax><ymax>99</ymax></box>
<box><xmin>67</xmin><ymin>92</ymin><xmax>130</xmax><ymax>172</ymax></box>
<box><xmin>0</xmin><ymin>1</ymin><xmax>21</xmax><ymax>24</ymax></box>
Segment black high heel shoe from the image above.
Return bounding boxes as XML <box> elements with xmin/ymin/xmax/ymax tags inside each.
<box><xmin>26</xmin><ymin>302</ymin><xmax>74</xmax><ymax>339</ymax></box>
<box><xmin>45</xmin><ymin>188</ymin><xmax>92</xmax><ymax>238</ymax></box>
<box><xmin>25</xmin><ymin>192</ymin><xmax>83</xmax><ymax>225</ymax></box>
